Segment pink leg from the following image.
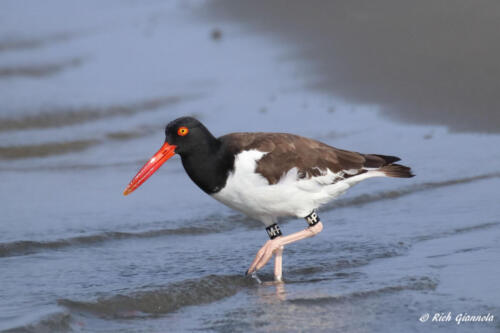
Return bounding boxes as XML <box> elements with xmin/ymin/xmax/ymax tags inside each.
<box><xmin>274</xmin><ymin>246</ymin><xmax>284</xmax><ymax>282</ymax></box>
<box><xmin>247</xmin><ymin>222</ymin><xmax>323</xmax><ymax>280</ymax></box>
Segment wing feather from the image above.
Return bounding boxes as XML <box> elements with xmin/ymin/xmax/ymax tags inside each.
<box><xmin>221</xmin><ymin>132</ymin><xmax>392</xmax><ymax>184</ymax></box>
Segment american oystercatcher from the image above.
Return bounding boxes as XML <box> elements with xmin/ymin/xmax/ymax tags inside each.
<box><xmin>124</xmin><ymin>117</ymin><xmax>414</xmax><ymax>281</ymax></box>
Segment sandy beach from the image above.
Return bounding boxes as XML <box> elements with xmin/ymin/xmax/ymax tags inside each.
<box><xmin>205</xmin><ymin>0</ymin><xmax>500</xmax><ymax>133</ymax></box>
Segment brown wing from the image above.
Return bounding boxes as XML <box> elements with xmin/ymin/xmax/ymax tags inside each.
<box><xmin>220</xmin><ymin>132</ymin><xmax>399</xmax><ymax>184</ymax></box>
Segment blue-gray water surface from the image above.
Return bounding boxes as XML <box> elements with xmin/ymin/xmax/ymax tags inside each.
<box><xmin>1</xmin><ymin>1</ymin><xmax>499</xmax><ymax>332</ymax></box>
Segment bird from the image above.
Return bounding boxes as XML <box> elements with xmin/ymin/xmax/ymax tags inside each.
<box><xmin>123</xmin><ymin>117</ymin><xmax>414</xmax><ymax>282</ymax></box>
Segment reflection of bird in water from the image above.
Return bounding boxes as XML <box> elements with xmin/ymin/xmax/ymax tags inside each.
<box><xmin>124</xmin><ymin>117</ymin><xmax>414</xmax><ymax>281</ymax></box>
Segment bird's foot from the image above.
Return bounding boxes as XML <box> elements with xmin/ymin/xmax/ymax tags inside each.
<box><xmin>250</xmin><ymin>271</ymin><xmax>262</xmax><ymax>284</ymax></box>
<box><xmin>246</xmin><ymin>238</ymin><xmax>284</xmax><ymax>276</ymax></box>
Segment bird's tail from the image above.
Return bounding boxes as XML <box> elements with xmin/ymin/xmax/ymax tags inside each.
<box><xmin>379</xmin><ymin>163</ymin><xmax>414</xmax><ymax>178</ymax></box>
<box><xmin>364</xmin><ymin>154</ymin><xmax>414</xmax><ymax>178</ymax></box>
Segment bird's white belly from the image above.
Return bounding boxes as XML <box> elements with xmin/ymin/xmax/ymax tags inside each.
<box><xmin>211</xmin><ymin>150</ymin><xmax>373</xmax><ymax>225</ymax></box>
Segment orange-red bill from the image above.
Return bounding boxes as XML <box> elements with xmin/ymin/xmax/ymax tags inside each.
<box><xmin>123</xmin><ymin>142</ymin><xmax>177</xmax><ymax>196</ymax></box>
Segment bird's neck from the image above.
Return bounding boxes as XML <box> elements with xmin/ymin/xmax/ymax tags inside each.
<box><xmin>180</xmin><ymin>137</ymin><xmax>234</xmax><ymax>194</ymax></box>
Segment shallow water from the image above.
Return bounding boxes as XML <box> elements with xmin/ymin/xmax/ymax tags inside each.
<box><xmin>1</xmin><ymin>1</ymin><xmax>499</xmax><ymax>332</ymax></box>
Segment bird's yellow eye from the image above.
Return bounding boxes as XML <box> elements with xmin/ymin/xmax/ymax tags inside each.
<box><xmin>177</xmin><ymin>126</ymin><xmax>189</xmax><ymax>136</ymax></box>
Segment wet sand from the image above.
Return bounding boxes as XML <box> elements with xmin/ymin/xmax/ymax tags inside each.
<box><xmin>0</xmin><ymin>96</ymin><xmax>186</xmax><ymax>132</ymax></box>
<box><xmin>0</xmin><ymin>57</ymin><xmax>83</xmax><ymax>78</ymax></box>
<box><xmin>0</xmin><ymin>32</ymin><xmax>75</xmax><ymax>53</ymax></box>
<box><xmin>205</xmin><ymin>0</ymin><xmax>500</xmax><ymax>133</ymax></box>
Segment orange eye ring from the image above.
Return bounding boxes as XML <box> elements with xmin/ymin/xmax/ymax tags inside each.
<box><xmin>177</xmin><ymin>126</ymin><xmax>189</xmax><ymax>136</ymax></box>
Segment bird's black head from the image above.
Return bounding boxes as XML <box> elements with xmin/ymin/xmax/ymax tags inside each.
<box><xmin>165</xmin><ymin>117</ymin><xmax>218</xmax><ymax>156</ymax></box>
<box><xmin>123</xmin><ymin>116</ymin><xmax>222</xmax><ymax>196</ymax></box>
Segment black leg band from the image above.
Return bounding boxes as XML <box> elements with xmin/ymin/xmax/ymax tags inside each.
<box><xmin>305</xmin><ymin>211</ymin><xmax>321</xmax><ymax>226</ymax></box>
<box><xmin>266</xmin><ymin>223</ymin><xmax>282</xmax><ymax>239</ymax></box>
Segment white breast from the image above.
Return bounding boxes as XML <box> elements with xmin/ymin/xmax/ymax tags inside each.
<box><xmin>211</xmin><ymin>150</ymin><xmax>383</xmax><ymax>226</ymax></box>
